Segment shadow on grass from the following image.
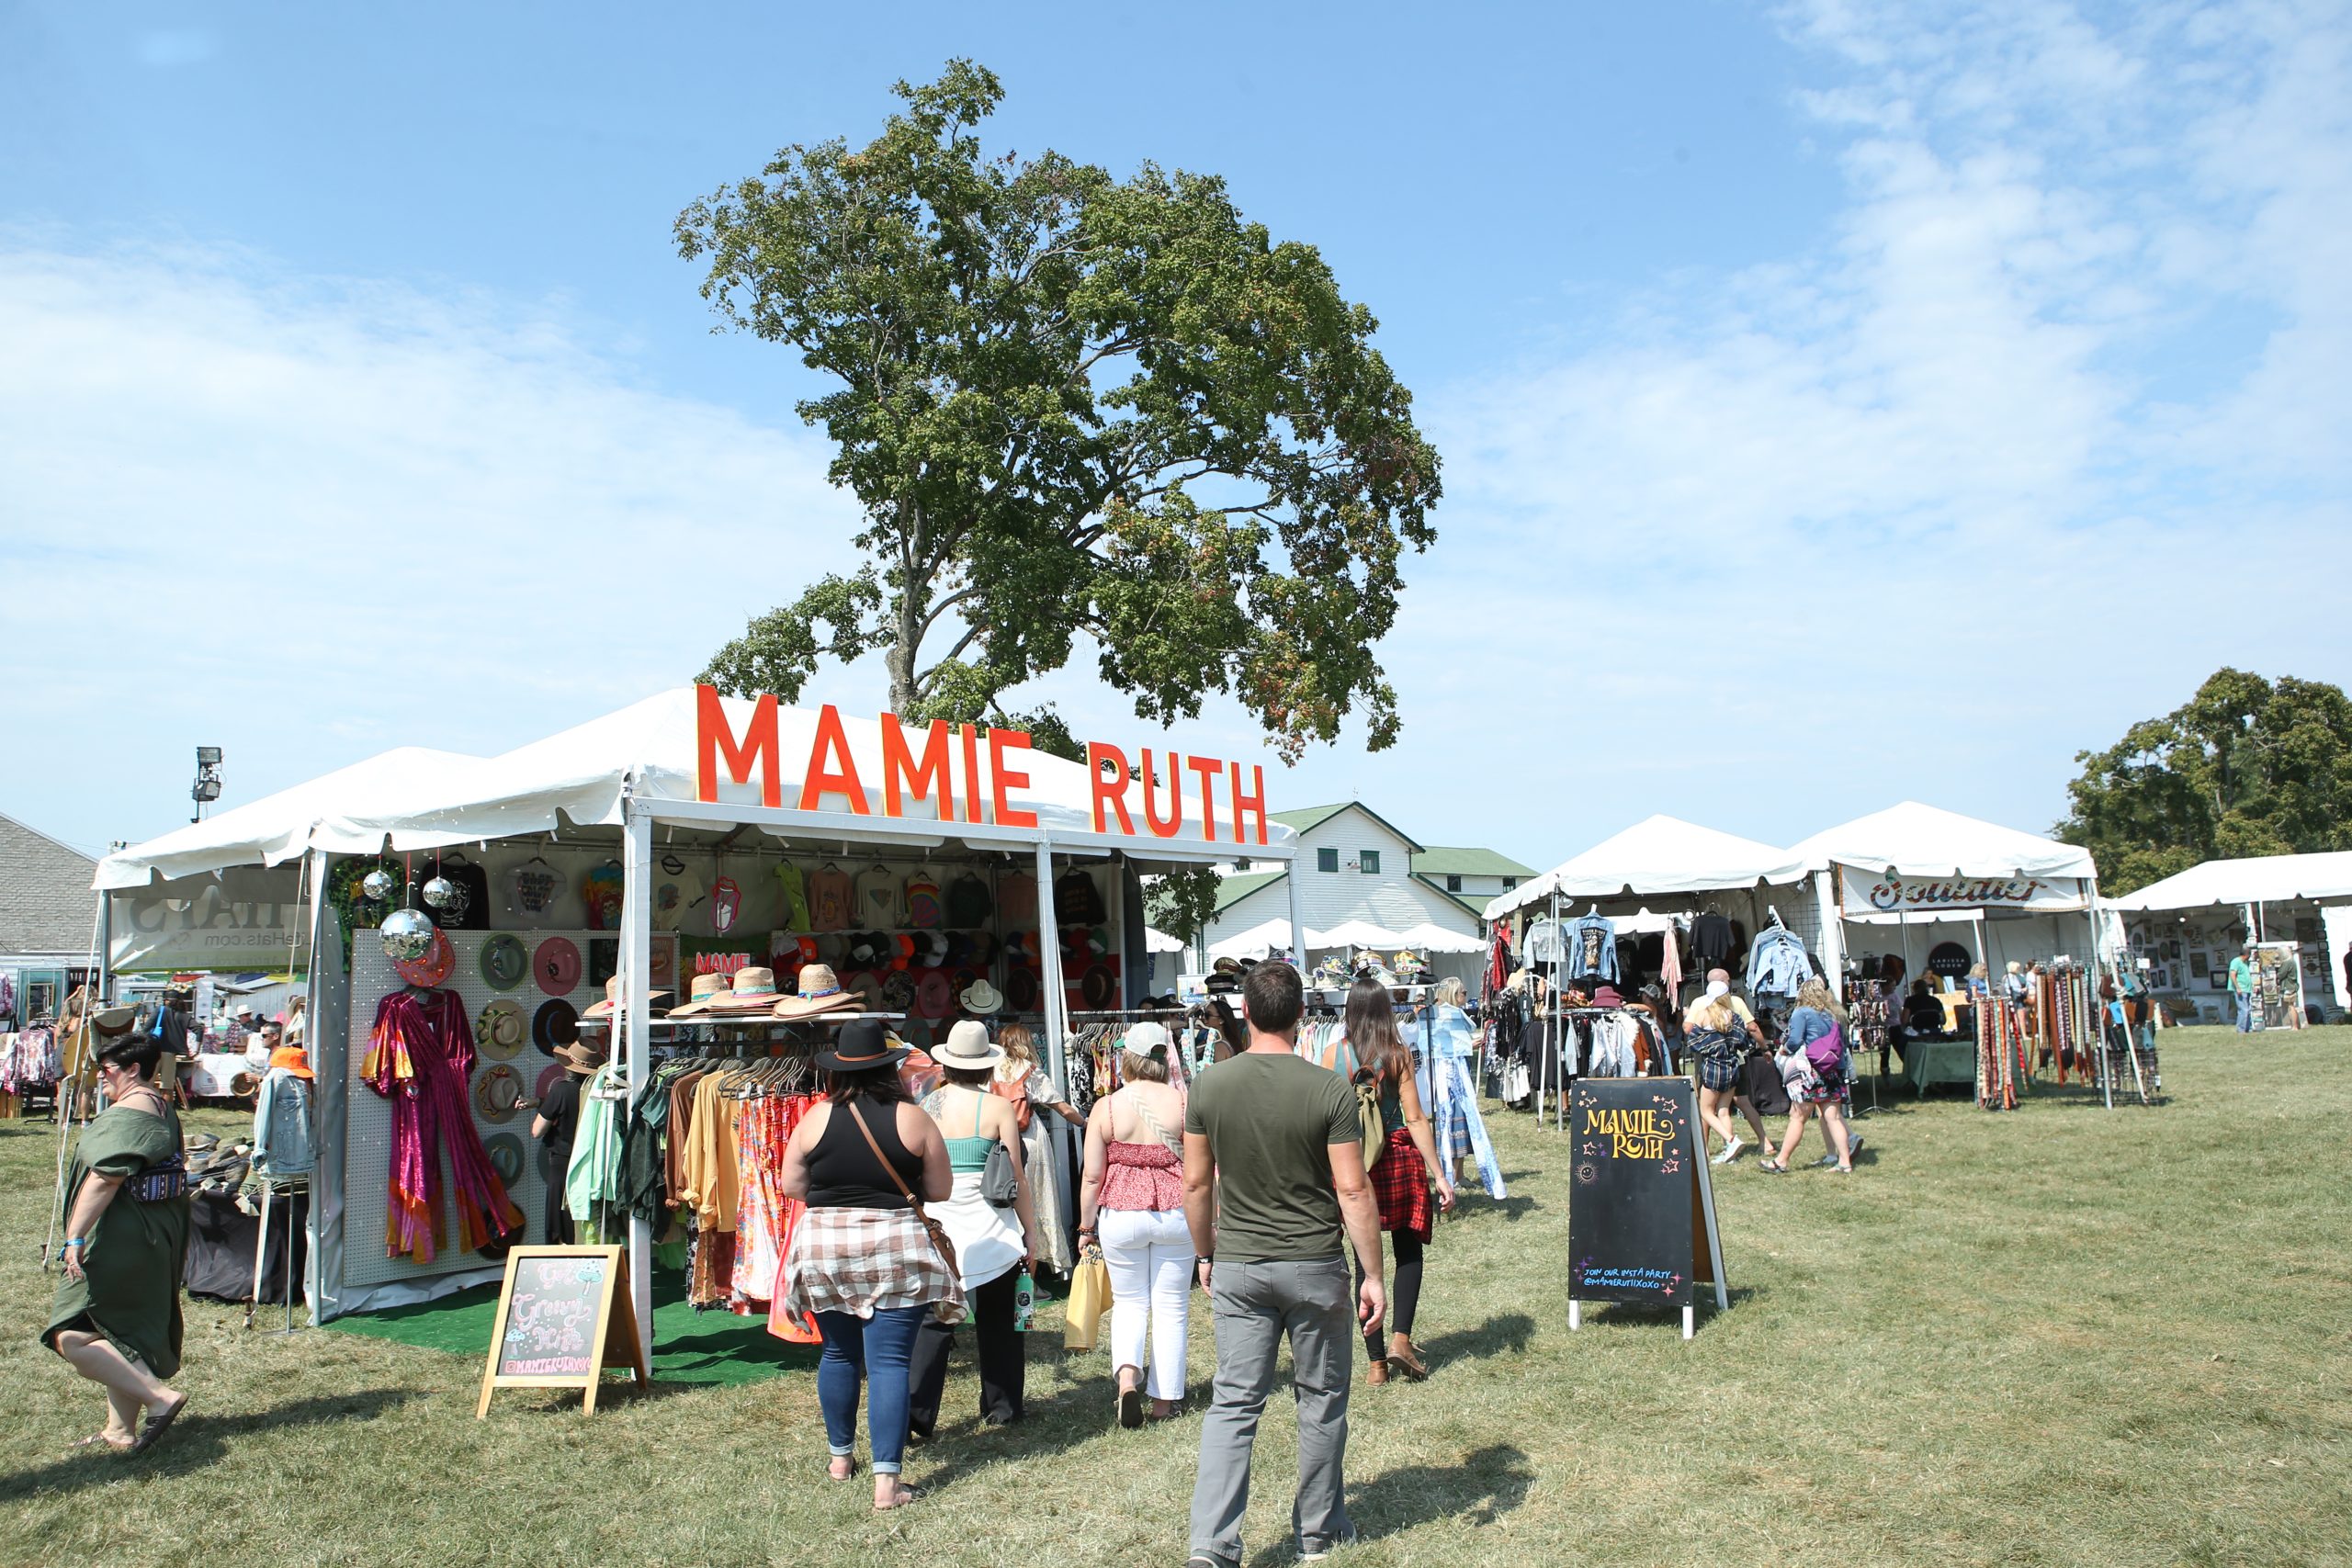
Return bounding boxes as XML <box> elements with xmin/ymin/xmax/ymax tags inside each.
<box><xmin>1419</xmin><ymin>1311</ymin><xmax>1536</xmax><ymax>1365</ymax></box>
<box><xmin>1233</xmin><ymin>1442</ymin><xmax>1535</xmax><ymax>1562</ymax></box>
<box><xmin>907</xmin><ymin>1365</ymin><xmax>1134</xmax><ymax>1490</ymax></box>
<box><xmin>2</xmin><ymin>1388</ymin><xmax>418</xmax><ymax>1494</ymax></box>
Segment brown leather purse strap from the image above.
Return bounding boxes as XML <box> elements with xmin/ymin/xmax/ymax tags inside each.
<box><xmin>845</xmin><ymin>1101</ymin><xmax>925</xmax><ymax>1214</ymax></box>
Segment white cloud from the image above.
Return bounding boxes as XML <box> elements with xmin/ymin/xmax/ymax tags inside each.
<box><xmin>0</xmin><ymin>239</ymin><xmax>859</xmax><ymax>848</ymax></box>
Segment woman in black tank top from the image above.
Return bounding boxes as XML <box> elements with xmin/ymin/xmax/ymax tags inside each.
<box><xmin>778</xmin><ymin>1022</ymin><xmax>953</xmax><ymax>1511</ymax></box>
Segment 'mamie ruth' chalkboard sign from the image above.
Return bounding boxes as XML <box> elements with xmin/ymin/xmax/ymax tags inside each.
<box><xmin>476</xmin><ymin>1246</ymin><xmax>650</xmax><ymax>1416</ymax></box>
<box><xmin>1566</xmin><ymin>1077</ymin><xmax>1729</xmax><ymax>1339</ymax></box>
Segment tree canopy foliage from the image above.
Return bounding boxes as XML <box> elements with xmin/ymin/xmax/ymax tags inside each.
<box><xmin>2058</xmin><ymin>668</ymin><xmax>2352</xmax><ymax>892</ymax></box>
<box><xmin>676</xmin><ymin>62</ymin><xmax>1440</xmax><ymax>759</ymax></box>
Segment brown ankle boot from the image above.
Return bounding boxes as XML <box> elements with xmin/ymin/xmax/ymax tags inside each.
<box><xmin>1365</xmin><ymin>1358</ymin><xmax>1390</xmax><ymax>1385</ymax></box>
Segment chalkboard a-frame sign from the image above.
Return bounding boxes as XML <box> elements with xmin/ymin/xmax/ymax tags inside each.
<box><xmin>1566</xmin><ymin>1078</ymin><xmax>1730</xmax><ymax>1340</ymax></box>
<box><xmin>475</xmin><ymin>1246</ymin><xmax>650</xmax><ymax>1416</ymax></box>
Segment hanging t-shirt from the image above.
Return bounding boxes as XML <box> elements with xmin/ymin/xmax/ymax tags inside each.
<box><xmin>774</xmin><ymin>863</ymin><xmax>811</xmax><ymax>932</ymax></box>
<box><xmin>430</xmin><ymin>861</ymin><xmax>492</xmax><ymax>931</ymax></box>
<box><xmin>855</xmin><ymin>864</ymin><xmax>902</xmax><ymax>927</ymax></box>
<box><xmin>808</xmin><ymin>866</ymin><xmax>853</xmax><ymax>931</ymax></box>
<box><xmin>507</xmin><ymin>860</ymin><xmax>568</xmax><ymax>926</ymax></box>
<box><xmin>651</xmin><ymin>856</ymin><xmax>701</xmax><ymax>933</ymax></box>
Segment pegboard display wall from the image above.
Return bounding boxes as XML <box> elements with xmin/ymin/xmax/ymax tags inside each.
<box><xmin>344</xmin><ymin>930</ymin><xmax>588</xmax><ymax>1290</ymax></box>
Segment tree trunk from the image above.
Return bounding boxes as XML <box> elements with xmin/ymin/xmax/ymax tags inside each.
<box><xmin>889</xmin><ymin>499</ymin><xmax>928</xmax><ymax>715</ymax></box>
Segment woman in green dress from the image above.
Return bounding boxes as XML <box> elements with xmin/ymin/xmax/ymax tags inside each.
<box><xmin>44</xmin><ymin>1010</ymin><xmax>192</xmax><ymax>1454</ymax></box>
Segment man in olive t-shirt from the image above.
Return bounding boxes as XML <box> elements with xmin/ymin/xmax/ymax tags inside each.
<box><xmin>1182</xmin><ymin>962</ymin><xmax>1383</xmax><ymax>1568</ymax></box>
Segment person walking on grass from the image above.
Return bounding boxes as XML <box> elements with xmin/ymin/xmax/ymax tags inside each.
<box><xmin>2230</xmin><ymin>946</ymin><xmax>2256</xmax><ymax>1032</ymax></box>
<box><xmin>777</xmin><ymin>1020</ymin><xmax>961</xmax><ymax>1513</ymax></box>
<box><xmin>45</xmin><ymin>1009</ymin><xmax>192</xmax><ymax>1456</ymax></box>
<box><xmin>1683</xmin><ymin>983</ymin><xmax>1752</xmax><ymax>1166</ymax></box>
<box><xmin>1076</xmin><ymin>1021</ymin><xmax>1194</xmax><ymax>1427</ymax></box>
<box><xmin>1760</xmin><ymin>978</ymin><xmax>1863</xmax><ymax>1175</ymax></box>
<box><xmin>1184</xmin><ymin>962</ymin><xmax>1385</xmax><ymax>1568</ymax></box>
<box><xmin>1690</xmin><ymin>968</ymin><xmax>1775</xmax><ymax>1160</ymax></box>
<box><xmin>1317</xmin><ymin>978</ymin><xmax>1454</xmax><ymax>1383</ymax></box>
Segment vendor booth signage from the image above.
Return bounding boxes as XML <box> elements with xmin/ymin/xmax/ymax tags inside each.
<box><xmin>694</xmin><ymin>685</ymin><xmax>1270</xmax><ymax>846</ymax></box>
<box><xmin>110</xmin><ymin>882</ymin><xmax>313</xmax><ymax>973</ymax></box>
<box><xmin>477</xmin><ymin>1246</ymin><xmax>649</xmax><ymax>1416</ymax></box>
<box><xmin>1839</xmin><ymin>871</ymin><xmax>2086</xmax><ymax>918</ymax></box>
<box><xmin>1566</xmin><ymin>1078</ymin><xmax>1728</xmax><ymax>1340</ymax></box>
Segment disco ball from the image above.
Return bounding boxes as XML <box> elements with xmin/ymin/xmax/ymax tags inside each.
<box><xmin>380</xmin><ymin>907</ymin><xmax>436</xmax><ymax>962</ymax></box>
<box><xmin>422</xmin><ymin>875</ymin><xmax>458</xmax><ymax>909</ymax></box>
<box><xmin>361</xmin><ymin>868</ymin><xmax>396</xmax><ymax>902</ymax></box>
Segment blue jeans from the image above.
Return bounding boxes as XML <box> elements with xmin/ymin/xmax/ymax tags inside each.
<box><xmin>2235</xmin><ymin>992</ymin><xmax>2253</xmax><ymax>1032</ymax></box>
<box><xmin>815</xmin><ymin>1304</ymin><xmax>926</xmax><ymax>1474</ymax></box>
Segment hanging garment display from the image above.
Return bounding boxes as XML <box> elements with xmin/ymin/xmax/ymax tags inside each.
<box><xmin>1745</xmin><ymin>922</ymin><xmax>1812</xmax><ymax>998</ymax></box>
<box><xmin>362</xmin><ymin>988</ymin><xmax>525</xmax><ymax>1263</ymax></box>
<box><xmin>1566</xmin><ymin>912</ymin><xmax>1620</xmax><ymax>985</ymax></box>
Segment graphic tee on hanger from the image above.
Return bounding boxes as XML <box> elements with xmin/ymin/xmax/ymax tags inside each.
<box><xmin>855</xmin><ymin>864</ymin><xmax>902</xmax><ymax>927</ymax></box>
<box><xmin>507</xmin><ymin>860</ymin><xmax>567</xmax><ymax>925</ymax></box>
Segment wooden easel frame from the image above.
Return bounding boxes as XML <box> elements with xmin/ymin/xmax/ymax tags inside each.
<box><xmin>476</xmin><ymin>1245</ymin><xmax>650</xmax><ymax>1416</ymax></box>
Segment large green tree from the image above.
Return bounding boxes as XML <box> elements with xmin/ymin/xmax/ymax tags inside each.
<box><xmin>2058</xmin><ymin>668</ymin><xmax>2352</xmax><ymax>892</ymax></box>
<box><xmin>675</xmin><ymin>62</ymin><xmax>1440</xmax><ymax>760</ymax></box>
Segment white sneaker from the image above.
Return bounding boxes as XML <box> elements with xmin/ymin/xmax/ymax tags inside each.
<box><xmin>1712</xmin><ymin>1137</ymin><xmax>1745</xmax><ymax>1166</ymax></box>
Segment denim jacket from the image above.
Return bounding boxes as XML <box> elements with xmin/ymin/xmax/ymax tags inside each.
<box><xmin>1745</xmin><ymin>926</ymin><xmax>1812</xmax><ymax>998</ymax></box>
<box><xmin>250</xmin><ymin>1068</ymin><xmax>315</xmax><ymax>1178</ymax></box>
<box><xmin>1566</xmin><ymin>912</ymin><xmax>1620</xmax><ymax>984</ymax></box>
<box><xmin>1522</xmin><ymin>918</ymin><xmax>1566</xmax><ymax>965</ymax></box>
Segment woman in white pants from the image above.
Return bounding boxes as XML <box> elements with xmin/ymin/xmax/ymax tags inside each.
<box><xmin>1075</xmin><ymin>1021</ymin><xmax>1193</xmax><ymax>1427</ymax></box>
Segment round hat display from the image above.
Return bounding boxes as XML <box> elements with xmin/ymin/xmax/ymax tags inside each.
<box><xmin>774</xmin><ymin>963</ymin><xmax>859</xmax><ymax>1021</ymax></box>
<box><xmin>477</xmin><ymin>998</ymin><xmax>526</xmax><ymax>1061</ymax></box>
<box><xmin>533</xmin><ymin>937</ymin><xmax>582</xmax><ymax>996</ymax></box>
<box><xmin>532</xmin><ymin>998</ymin><xmax>582</xmax><ymax>1057</ymax></box>
<box><xmin>913</xmin><ymin>968</ymin><xmax>956</xmax><ymax>1020</ymax></box>
<box><xmin>391</xmin><ymin>928</ymin><xmax>456</xmax><ymax>989</ymax></box>
<box><xmin>843</xmin><ymin>970</ymin><xmax>884</xmax><ymax>1011</ymax></box>
<box><xmin>667</xmin><ymin>973</ymin><xmax>730</xmax><ymax>1017</ymax></box>
<box><xmin>480</xmin><ymin>933</ymin><xmax>528</xmax><ymax>991</ymax></box>
<box><xmin>536</xmin><ymin>1063</ymin><xmax>564</xmax><ymax>1103</ymax></box>
<box><xmin>933</xmin><ymin>1018</ymin><xmax>1005</xmax><ymax>1069</ymax></box>
<box><xmin>880</xmin><ymin>971</ymin><xmax>918</xmax><ymax>1013</ymax></box>
<box><xmin>482</xmin><ymin>1132</ymin><xmax>525</xmax><ymax>1189</ymax></box>
<box><xmin>1003</xmin><ymin>967</ymin><xmax>1040</xmax><ymax>1012</ymax></box>
<box><xmin>1080</xmin><ymin>963</ymin><xmax>1118</xmax><ymax>1010</ymax></box>
<box><xmin>473</xmin><ymin>1063</ymin><xmax>526</xmax><ymax>1122</ymax></box>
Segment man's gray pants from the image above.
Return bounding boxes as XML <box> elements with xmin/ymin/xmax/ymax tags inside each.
<box><xmin>1189</xmin><ymin>1256</ymin><xmax>1355</xmax><ymax>1564</ymax></box>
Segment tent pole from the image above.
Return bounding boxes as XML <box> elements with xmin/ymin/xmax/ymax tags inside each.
<box><xmin>1286</xmin><ymin>864</ymin><xmax>1309</xmax><ymax>972</ymax></box>
<box><xmin>46</xmin><ymin>884</ymin><xmax>110</xmax><ymax>1269</ymax></box>
<box><xmin>1036</xmin><ymin>840</ymin><xmax>1069</xmax><ymax>1100</ymax></box>
<box><xmin>621</xmin><ymin>801</ymin><xmax>654</xmax><ymax>1373</ymax></box>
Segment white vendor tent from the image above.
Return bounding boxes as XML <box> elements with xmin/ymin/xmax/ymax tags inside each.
<box><xmin>2102</xmin><ymin>852</ymin><xmax>2352</xmax><ymax>912</ymax></box>
<box><xmin>1485</xmin><ymin>814</ymin><xmax>1814</xmax><ymax>920</ymax></box>
<box><xmin>93</xmin><ymin>686</ymin><xmax>1300</xmax><ymax>1359</ymax></box>
<box><xmin>2104</xmin><ymin>852</ymin><xmax>2352</xmax><ymax>1019</ymax></box>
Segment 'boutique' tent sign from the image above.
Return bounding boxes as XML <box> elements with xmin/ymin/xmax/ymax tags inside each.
<box><xmin>694</xmin><ymin>684</ymin><xmax>1271</xmax><ymax>846</ymax></box>
<box><xmin>1839</xmin><ymin>872</ymin><xmax>2086</xmax><ymax>916</ymax></box>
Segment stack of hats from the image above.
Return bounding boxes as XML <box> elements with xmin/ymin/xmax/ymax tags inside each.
<box><xmin>672</xmin><ymin>967</ymin><xmax>781</xmax><ymax>1017</ymax></box>
<box><xmin>579</xmin><ymin>976</ymin><xmax>672</xmax><ymax>1024</ymax></box>
<box><xmin>774</xmin><ymin>964</ymin><xmax>860</xmax><ymax>1021</ymax></box>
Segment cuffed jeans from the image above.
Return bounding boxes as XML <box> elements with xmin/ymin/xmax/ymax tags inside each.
<box><xmin>1101</xmin><ymin>1207</ymin><xmax>1194</xmax><ymax>1402</ymax></box>
<box><xmin>814</xmin><ymin>1304</ymin><xmax>926</xmax><ymax>1475</ymax></box>
<box><xmin>1189</xmin><ymin>1256</ymin><xmax>1355</xmax><ymax>1566</ymax></box>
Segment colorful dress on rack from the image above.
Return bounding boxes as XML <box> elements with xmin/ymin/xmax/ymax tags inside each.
<box><xmin>363</xmin><ymin>988</ymin><xmax>524</xmax><ymax>1263</ymax></box>
<box><xmin>992</xmin><ymin>1060</ymin><xmax>1072</xmax><ymax>1275</ymax></box>
<box><xmin>732</xmin><ymin>1089</ymin><xmax>822</xmax><ymax>1342</ymax></box>
<box><xmin>565</xmin><ymin>1063</ymin><xmax>628</xmax><ymax>1244</ymax></box>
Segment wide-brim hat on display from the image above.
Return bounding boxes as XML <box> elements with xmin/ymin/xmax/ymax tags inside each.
<box><xmin>1002</xmin><ymin>968</ymin><xmax>1040</xmax><ymax>1011</ymax></box>
<box><xmin>533</xmin><ymin>937</ymin><xmax>582</xmax><ymax>996</ymax></box>
<box><xmin>582</xmin><ymin>976</ymin><xmax>672</xmax><ymax>1020</ymax></box>
<box><xmin>843</xmin><ymin>969</ymin><xmax>884</xmax><ymax>1011</ymax></box>
<box><xmin>816</xmin><ymin>1016</ymin><xmax>910</xmax><ymax>1074</ymax></box>
<box><xmin>480</xmin><ymin>933</ymin><xmax>528</xmax><ymax>991</ymax></box>
<box><xmin>880</xmin><ymin>971</ymin><xmax>918</xmax><ymax>1013</ymax></box>
<box><xmin>1080</xmin><ymin>963</ymin><xmax>1118</xmax><ymax>1010</ymax></box>
<box><xmin>913</xmin><ymin>968</ymin><xmax>956</xmax><ymax>1020</ymax></box>
<box><xmin>1211</xmin><ymin>956</ymin><xmax>1242</xmax><ymax>976</ymax></box>
<box><xmin>933</xmin><ymin>1018</ymin><xmax>1005</xmax><ymax>1069</ymax></box>
<box><xmin>959</xmin><ymin>977</ymin><xmax>1004</xmax><ymax>1014</ymax></box>
<box><xmin>555</xmin><ymin>1039</ymin><xmax>607</xmax><ymax>1075</ymax></box>
<box><xmin>392</xmin><ymin>928</ymin><xmax>457</xmax><ymax>989</ymax></box>
<box><xmin>478</xmin><ymin>998</ymin><xmax>526</xmax><ymax>1060</ymax></box>
<box><xmin>773</xmin><ymin>963</ymin><xmax>858</xmax><ymax>1020</ymax></box>
<box><xmin>699</xmin><ymin>965</ymin><xmax>784</xmax><ymax>1016</ymax></box>
<box><xmin>532</xmin><ymin>998</ymin><xmax>582</xmax><ymax>1057</ymax></box>
<box><xmin>482</xmin><ymin>1132</ymin><xmax>525</xmax><ymax>1189</ymax></box>
<box><xmin>268</xmin><ymin>1044</ymin><xmax>316</xmax><ymax>1080</ymax></box>
<box><xmin>474</xmin><ymin>1063</ymin><xmax>526</xmax><ymax>1120</ymax></box>
<box><xmin>667</xmin><ymin>973</ymin><xmax>730</xmax><ymax>1017</ymax></box>
<box><xmin>92</xmin><ymin>1004</ymin><xmax>141</xmax><ymax>1037</ymax></box>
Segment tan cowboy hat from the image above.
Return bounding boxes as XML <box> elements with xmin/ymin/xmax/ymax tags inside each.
<box><xmin>933</xmin><ymin>1018</ymin><xmax>1005</xmax><ymax>1069</ymax></box>
<box><xmin>958</xmin><ymin>976</ymin><xmax>1004</xmax><ymax>1014</ymax></box>
<box><xmin>773</xmin><ymin>963</ymin><xmax>859</xmax><ymax>1021</ymax></box>
<box><xmin>582</xmin><ymin>975</ymin><xmax>672</xmax><ymax>1020</ymax></box>
<box><xmin>91</xmin><ymin>1004</ymin><xmax>141</xmax><ymax>1037</ymax></box>
<box><xmin>697</xmin><ymin>965</ymin><xmax>786</xmax><ymax>1016</ymax></box>
<box><xmin>555</xmin><ymin>1039</ymin><xmax>608</xmax><ymax>1075</ymax></box>
<box><xmin>665</xmin><ymin>972</ymin><xmax>733</xmax><ymax>1018</ymax></box>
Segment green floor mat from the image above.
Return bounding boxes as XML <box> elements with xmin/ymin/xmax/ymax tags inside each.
<box><xmin>325</xmin><ymin>1269</ymin><xmax>822</xmax><ymax>1387</ymax></box>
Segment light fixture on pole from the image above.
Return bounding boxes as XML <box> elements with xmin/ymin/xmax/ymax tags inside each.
<box><xmin>191</xmin><ymin>746</ymin><xmax>223</xmax><ymax>823</ymax></box>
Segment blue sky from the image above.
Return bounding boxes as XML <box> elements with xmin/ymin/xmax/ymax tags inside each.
<box><xmin>5</xmin><ymin>0</ymin><xmax>2348</xmax><ymax>873</ymax></box>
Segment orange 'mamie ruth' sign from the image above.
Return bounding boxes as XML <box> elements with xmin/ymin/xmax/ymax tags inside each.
<box><xmin>693</xmin><ymin>684</ymin><xmax>1268</xmax><ymax>846</ymax></box>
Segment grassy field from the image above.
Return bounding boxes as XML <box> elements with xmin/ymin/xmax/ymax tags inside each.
<box><xmin>2</xmin><ymin>1025</ymin><xmax>2347</xmax><ymax>1567</ymax></box>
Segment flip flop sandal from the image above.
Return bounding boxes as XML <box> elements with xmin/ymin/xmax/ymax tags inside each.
<box><xmin>873</xmin><ymin>1484</ymin><xmax>921</xmax><ymax>1513</ymax></box>
<box><xmin>1117</xmin><ymin>1384</ymin><xmax>1146</xmax><ymax>1428</ymax></box>
<box><xmin>68</xmin><ymin>1433</ymin><xmax>136</xmax><ymax>1454</ymax></box>
<box><xmin>825</xmin><ymin>1457</ymin><xmax>859</xmax><ymax>1482</ymax></box>
<box><xmin>135</xmin><ymin>1395</ymin><xmax>188</xmax><ymax>1453</ymax></box>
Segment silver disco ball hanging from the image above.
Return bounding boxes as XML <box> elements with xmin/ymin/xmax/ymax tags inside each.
<box><xmin>361</xmin><ymin>868</ymin><xmax>396</xmax><ymax>902</ymax></box>
<box><xmin>380</xmin><ymin>907</ymin><xmax>436</xmax><ymax>961</ymax></box>
<box><xmin>422</xmin><ymin>875</ymin><xmax>458</xmax><ymax>909</ymax></box>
